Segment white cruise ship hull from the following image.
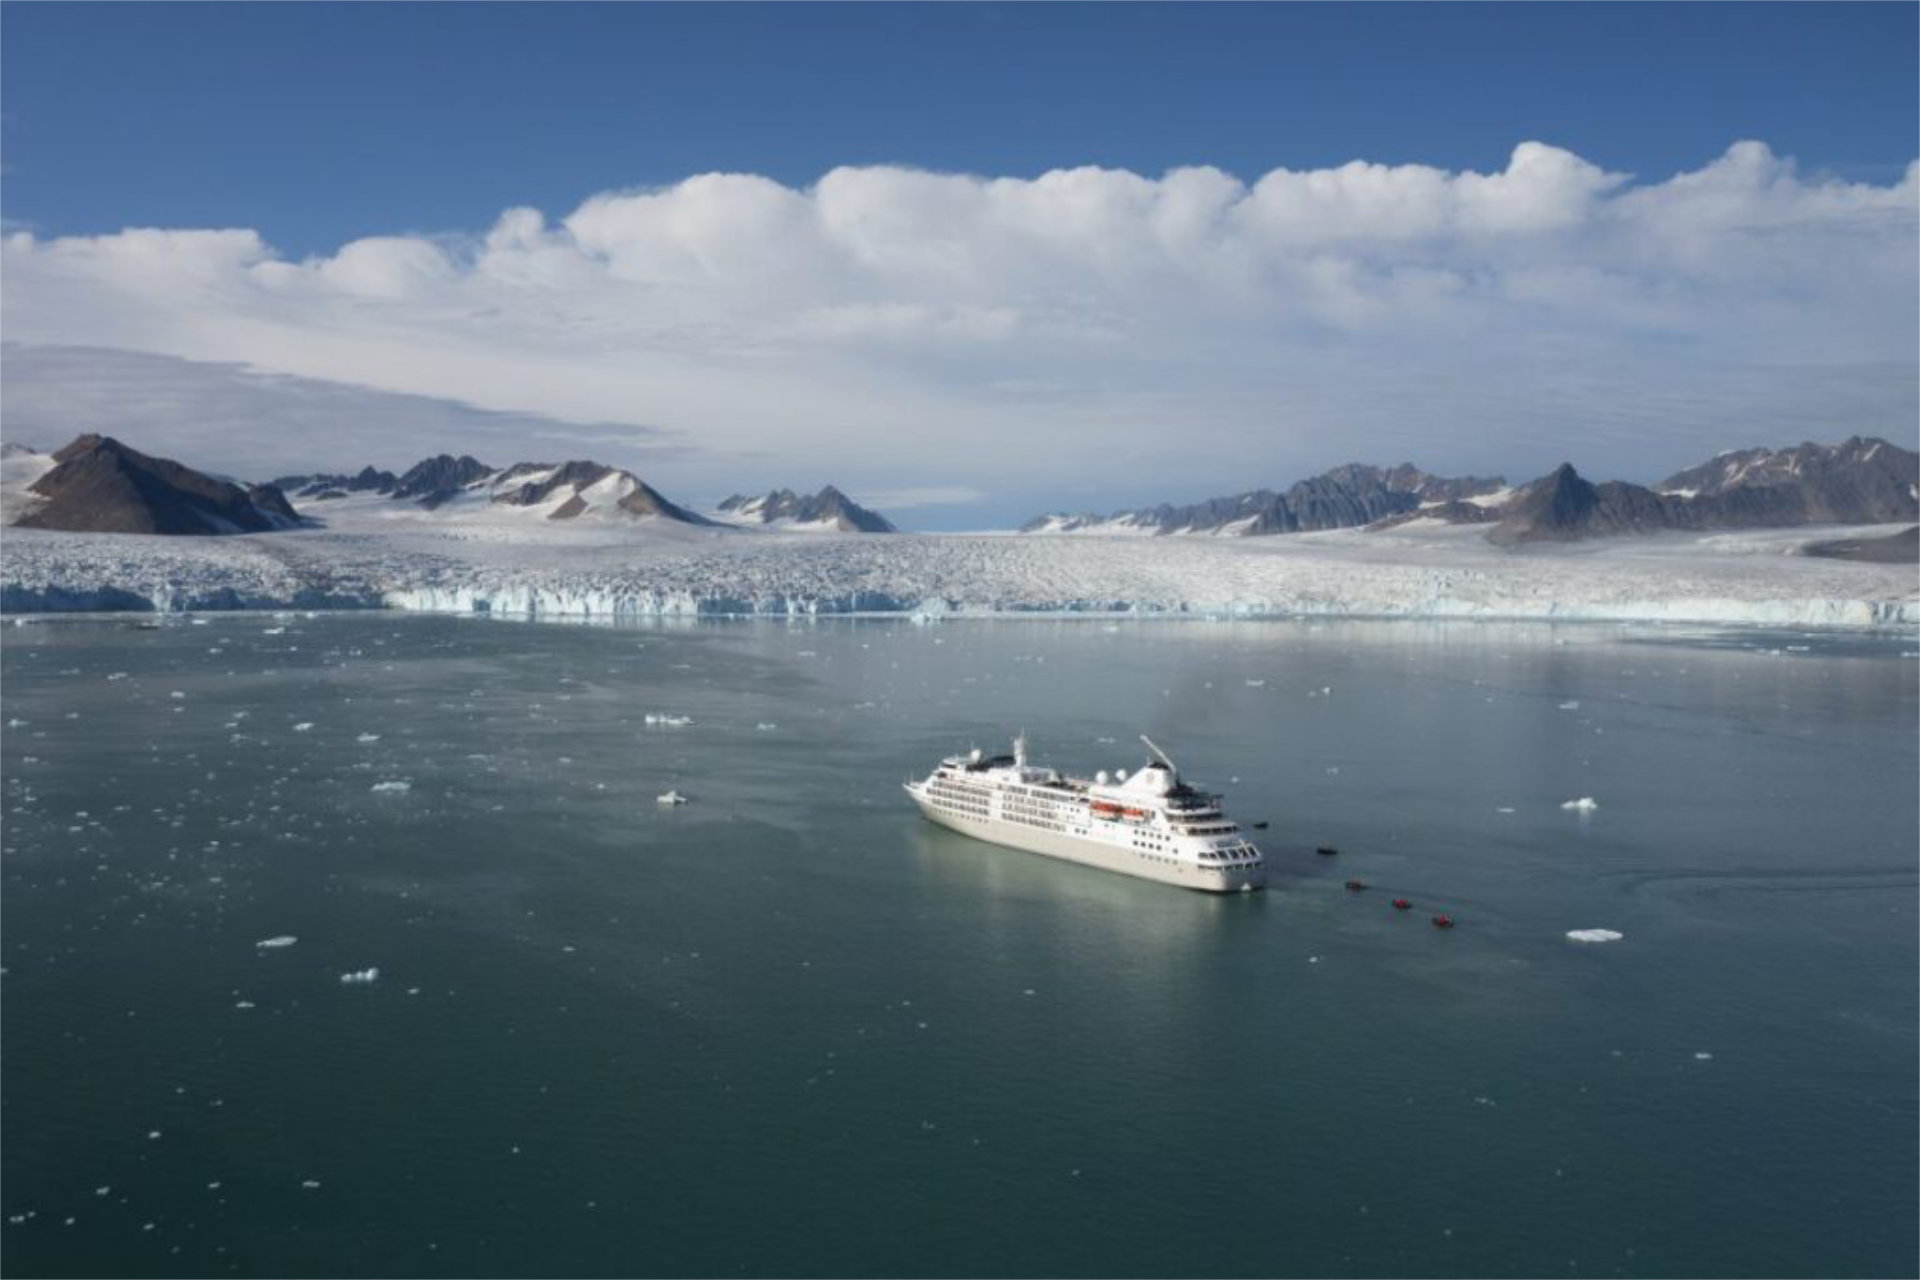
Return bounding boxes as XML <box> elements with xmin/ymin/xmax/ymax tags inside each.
<box><xmin>909</xmin><ymin>786</ymin><xmax>1264</xmax><ymax>894</ymax></box>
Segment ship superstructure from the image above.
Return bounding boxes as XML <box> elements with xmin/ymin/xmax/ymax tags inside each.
<box><xmin>905</xmin><ymin>735</ymin><xmax>1265</xmax><ymax>892</ymax></box>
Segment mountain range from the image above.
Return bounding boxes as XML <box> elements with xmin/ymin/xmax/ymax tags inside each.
<box><xmin>4</xmin><ymin>433</ymin><xmax>1912</xmax><ymax>551</ymax></box>
<box><xmin>1023</xmin><ymin>437</ymin><xmax>1917</xmax><ymax>546</ymax></box>
<box><xmin>1023</xmin><ymin>464</ymin><xmax>1509</xmax><ymax>535</ymax></box>
<box><xmin>4</xmin><ymin>436</ymin><xmax>903</xmax><ymax>539</ymax></box>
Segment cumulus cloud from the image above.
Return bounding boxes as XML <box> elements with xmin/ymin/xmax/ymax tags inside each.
<box><xmin>2</xmin><ymin>141</ymin><xmax>1914</xmax><ymax>523</ymax></box>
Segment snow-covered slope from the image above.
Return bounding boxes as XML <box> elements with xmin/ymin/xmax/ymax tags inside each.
<box><xmin>4</xmin><ymin>516</ymin><xmax>1915</xmax><ymax>628</ymax></box>
<box><xmin>712</xmin><ymin>486</ymin><xmax>896</xmax><ymax>533</ymax></box>
<box><xmin>1</xmin><ymin>444</ymin><xmax>56</xmax><ymax>525</ymax></box>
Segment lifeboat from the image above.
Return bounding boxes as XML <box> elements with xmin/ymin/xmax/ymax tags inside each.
<box><xmin>1431</xmin><ymin>915</ymin><xmax>1455</xmax><ymax>929</ymax></box>
<box><xmin>1089</xmin><ymin>801</ymin><xmax>1122</xmax><ymax>820</ymax></box>
<box><xmin>1344</xmin><ymin>879</ymin><xmax>1366</xmax><ymax>892</ymax></box>
<box><xmin>1122</xmin><ymin>808</ymin><xmax>1148</xmax><ymax>822</ymax></box>
<box><xmin>1391</xmin><ymin>898</ymin><xmax>1412</xmax><ymax>911</ymax></box>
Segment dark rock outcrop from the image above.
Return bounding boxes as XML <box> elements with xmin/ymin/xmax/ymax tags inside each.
<box><xmin>392</xmin><ymin>454</ymin><xmax>494</xmax><ymax>508</ymax></box>
<box><xmin>1486</xmin><ymin>464</ymin><xmax>1694</xmax><ymax>545</ymax></box>
<box><xmin>271</xmin><ymin>465</ymin><xmax>399</xmax><ymax>500</ymax></box>
<box><xmin>1656</xmin><ymin>436</ymin><xmax>1918</xmax><ymax>526</ymax></box>
<box><xmin>13</xmin><ymin>434</ymin><xmax>303</xmax><ymax>535</ymax></box>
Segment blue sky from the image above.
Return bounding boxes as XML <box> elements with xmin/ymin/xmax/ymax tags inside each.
<box><xmin>3</xmin><ymin>3</ymin><xmax>1916</xmax><ymax>527</ymax></box>
<box><xmin>6</xmin><ymin>3</ymin><xmax>1914</xmax><ymax>252</ymax></box>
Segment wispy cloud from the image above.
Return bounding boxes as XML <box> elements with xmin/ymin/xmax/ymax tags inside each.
<box><xmin>849</xmin><ymin>485</ymin><xmax>989</xmax><ymax>511</ymax></box>
<box><xmin>3</xmin><ymin>142</ymin><xmax>1914</xmax><ymax>512</ymax></box>
<box><xmin>0</xmin><ymin>344</ymin><xmax>688</xmax><ymax>481</ymax></box>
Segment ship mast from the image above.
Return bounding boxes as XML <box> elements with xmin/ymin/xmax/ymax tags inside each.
<box><xmin>1139</xmin><ymin>734</ymin><xmax>1178</xmax><ymax>776</ymax></box>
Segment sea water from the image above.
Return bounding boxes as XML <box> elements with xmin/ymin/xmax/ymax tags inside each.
<box><xmin>2</xmin><ymin>614</ymin><xmax>1914</xmax><ymax>1278</ymax></box>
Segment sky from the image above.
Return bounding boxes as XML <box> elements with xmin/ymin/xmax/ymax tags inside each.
<box><xmin>3</xmin><ymin>3</ymin><xmax>1916</xmax><ymax>529</ymax></box>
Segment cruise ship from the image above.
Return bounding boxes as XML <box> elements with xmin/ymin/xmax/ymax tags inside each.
<box><xmin>905</xmin><ymin>735</ymin><xmax>1265</xmax><ymax>892</ymax></box>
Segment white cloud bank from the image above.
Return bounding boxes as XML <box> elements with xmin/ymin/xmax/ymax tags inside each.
<box><xmin>3</xmin><ymin>141</ymin><xmax>1914</xmax><ymax>521</ymax></box>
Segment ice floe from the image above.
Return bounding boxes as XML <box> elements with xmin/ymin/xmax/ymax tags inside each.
<box><xmin>1560</xmin><ymin>797</ymin><xmax>1600</xmax><ymax>812</ymax></box>
<box><xmin>339</xmin><ymin>968</ymin><xmax>379</xmax><ymax>985</ymax></box>
<box><xmin>1566</xmin><ymin>929</ymin><xmax>1624</xmax><ymax>943</ymax></box>
<box><xmin>254</xmin><ymin>935</ymin><xmax>298</xmax><ymax>949</ymax></box>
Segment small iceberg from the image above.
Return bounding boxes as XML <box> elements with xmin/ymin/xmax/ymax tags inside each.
<box><xmin>1560</xmin><ymin>797</ymin><xmax>1599</xmax><ymax>812</ymax></box>
<box><xmin>254</xmin><ymin>935</ymin><xmax>298</xmax><ymax>949</ymax></box>
<box><xmin>1566</xmin><ymin>929</ymin><xmax>1623</xmax><ymax>944</ymax></box>
<box><xmin>644</xmin><ymin>713</ymin><xmax>693</xmax><ymax>728</ymax></box>
<box><xmin>355</xmin><ymin>733</ymin><xmax>381</xmax><ymax>744</ymax></box>
<box><xmin>1558</xmin><ymin>700</ymin><xmax>1581</xmax><ymax>711</ymax></box>
<box><xmin>369</xmin><ymin>780</ymin><xmax>412</xmax><ymax>794</ymax></box>
<box><xmin>339</xmin><ymin>968</ymin><xmax>379</xmax><ymax>985</ymax></box>
<box><xmin>656</xmin><ymin>790</ymin><xmax>689</xmax><ymax>806</ymax></box>
<box><xmin>292</xmin><ymin>722</ymin><xmax>314</xmax><ymax>733</ymax></box>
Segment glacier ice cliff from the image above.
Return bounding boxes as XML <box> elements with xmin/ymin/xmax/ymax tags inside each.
<box><xmin>3</xmin><ymin>522</ymin><xmax>1915</xmax><ymax>630</ymax></box>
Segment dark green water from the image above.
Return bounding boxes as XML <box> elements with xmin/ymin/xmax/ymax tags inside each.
<box><xmin>2</xmin><ymin>614</ymin><xmax>1915</xmax><ymax>1279</ymax></box>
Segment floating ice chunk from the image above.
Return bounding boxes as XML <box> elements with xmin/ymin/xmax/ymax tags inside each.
<box><xmin>1245</xmin><ymin>679</ymin><xmax>1266</xmax><ymax>688</ymax></box>
<box><xmin>755</xmin><ymin>722</ymin><xmax>779</xmax><ymax>731</ymax></box>
<box><xmin>1558</xmin><ymin>700</ymin><xmax>1581</xmax><ymax>711</ymax></box>
<box><xmin>300</xmin><ymin>1179</ymin><xmax>321</xmax><ymax>1189</ymax></box>
<box><xmin>263</xmin><ymin>627</ymin><xmax>285</xmax><ymax>636</ymax></box>
<box><xmin>292</xmin><ymin>722</ymin><xmax>314</xmax><ymax>732</ymax></box>
<box><xmin>1560</xmin><ymin>797</ymin><xmax>1599</xmax><ymax>812</ymax></box>
<box><xmin>657</xmin><ymin>790</ymin><xmax>689</xmax><ymax>806</ymax></box>
<box><xmin>339</xmin><ymin>968</ymin><xmax>379</xmax><ymax>985</ymax></box>
<box><xmin>169</xmin><ymin>691</ymin><xmax>186</xmax><ymax>700</ymax></box>
<box><xmin>234</xmin><ymin>1001</ymin><xmax>256</xmax><ymax>1009</ymax></box>
<box><xmin>1694</xmin><ymin>1052</ymin><xmax>1714</xmax><ymax>1061</ymax></box>
<box><xmin>369</xmin><ymin>781</ymin><xmax>411</xmax><ymax>794</ymax></box>
<box><xmin>643</xmin><ymin>713</ymin><xmax>693</xmax><ymax>728</ymax></box>
<box><xmin>1496</xmin><ymin>806</ymin><xmax>1516</xmax><ymax>814</ymax></box>
<box><xmin>1566</xmin><ymin>929</ymin><xmax>1623</xmax><ymax>944</ymax></box>
<box><xmin>254</xmin><ymin>935</ymin><xmax>298</xmax><ymax>949</ymax></box>
<box><xmin>355</xmin><ymin>733</ymin><xmax>381</xmax><ymax>744</ymax></box>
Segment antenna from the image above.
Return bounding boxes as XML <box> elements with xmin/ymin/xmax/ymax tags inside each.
<box><xmin>1139</xmin><ymin>734</ymin><xmax>1177</xmax><ymax>773</ymax></box>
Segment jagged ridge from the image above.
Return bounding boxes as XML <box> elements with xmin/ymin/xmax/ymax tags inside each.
<box><xmin>716</xmin><ymin>485</ymin><xmax>896</xmax><ymax>532</ymax></box>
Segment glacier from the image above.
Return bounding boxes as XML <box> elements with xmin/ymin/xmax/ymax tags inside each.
<box><xmin>2</xmin><ymin>515</ymin><xmax>1916</xmax><ymax>630</ymax></box>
